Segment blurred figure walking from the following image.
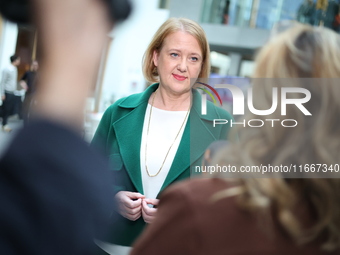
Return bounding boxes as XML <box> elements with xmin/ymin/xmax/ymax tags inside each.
<box><xmin>0</xmin><ymin>55</ymin><xmax>20</xmax><ymax>132</ymax></box>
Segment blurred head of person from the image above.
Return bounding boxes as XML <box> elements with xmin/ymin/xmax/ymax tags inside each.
<box><xmin>0</xmin><ymin>0</ymin><xmax>131</xmax><ymax>25</ymax></box>
<box><xmin>142</xmin><ymin>17</ymin><xmax>210</xmax><ymax>93</ymax></box>
<box><xmin>10</xmin><ymin>55</ymin><xmax>21</xmax><ymax>66</ymax></box>
<box><xmin>31</xmin><ymin>60</ymin><xmax>39</xmax><ymax>72</ymax></box>
<box><xmin>214</xmin><ymin>24</ymin><xmax>340</xmax><ymax>251</ymax></box>
<box><xmin>255</xmin><ymin>23</ymin><xmax>340</xmax><ymax>78</ymax></box>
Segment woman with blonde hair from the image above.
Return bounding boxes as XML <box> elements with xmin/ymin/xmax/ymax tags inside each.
<box><xmin>92</xmin><ymin>17</ymin><xmax>232</xmax><ymax>254</ymax></box>
<box><xmin>130</xmin><ymin>24</ymin><xmax>340</xmax><ymax>254</ymax></box>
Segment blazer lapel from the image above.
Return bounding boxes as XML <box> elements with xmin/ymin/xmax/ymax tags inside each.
<box><xmin>113</xmin><ymin>84</ymin><xmax>158</xmax><ymax>194</ymax></box>
<box><xmin>160</xmin><ymin>90</ymin><xmax>219</xmax><ymax>191</ymax></box>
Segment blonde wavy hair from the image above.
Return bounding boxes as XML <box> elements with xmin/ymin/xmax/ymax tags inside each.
<box><xmin>142</xmin><ymin>17</ymin><xmax>210</xmax><ymax>83</ymax></box>
<box><xmin>214</xmin><ymin>24</ymin><xmax>340</xmax><ymax>251</ymax></box>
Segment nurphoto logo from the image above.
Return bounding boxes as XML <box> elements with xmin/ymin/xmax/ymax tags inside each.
<box><xmin>197</xmin><ymin>82</ymin><xmax>312</xmax><ymax>128</ymax></box>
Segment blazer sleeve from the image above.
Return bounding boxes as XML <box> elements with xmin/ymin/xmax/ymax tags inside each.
<box><xmin>91</xmin><ymin>98</ymin><xmax>126</xmax><ymax>155</ymax></box>
<box><xmin>91</xmin><ymin>104</ymin><xmax>115</xmax><ymax>154</ymax></box>
<box><xmin>130</xmin><ymin>184</ymin><xmax>200</xmax><ymax>255</ymax></box>
<box><xmin>91</xmin><ymin>101</ymin><xmax>129</xmax><ymax>195</ymax></box>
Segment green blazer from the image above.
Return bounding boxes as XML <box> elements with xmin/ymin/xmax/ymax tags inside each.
<box><xmin>91</xmin><ymin>83</ymin><xmax>233</xmax><ymax>246</ymax></box>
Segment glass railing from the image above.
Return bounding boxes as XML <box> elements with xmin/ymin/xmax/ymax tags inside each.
<box><xmin>201</xmin><ymin>0</ymin><xmax>340</xmax><ymax>32</ymax></box>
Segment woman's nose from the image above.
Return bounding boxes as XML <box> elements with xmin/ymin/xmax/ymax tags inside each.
<box><xmin>177</xmin><ymin>59</ymin><xmax>187</xmax><ymax>72</ymax></box>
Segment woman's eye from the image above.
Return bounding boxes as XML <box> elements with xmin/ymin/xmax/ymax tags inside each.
<box><xmin>191</xmin><ymin>57</ymin><xmax>198</xmax><ymax>62</ymax></box>
<box><xmin>170</xmin><ymin>53</ymin><xmax>178</xmax><ymax>57</ymax></box>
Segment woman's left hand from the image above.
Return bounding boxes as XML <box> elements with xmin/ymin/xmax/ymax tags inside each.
<box><xmin>142</xmin><ymin>198</ymin><xmax>159</xmax><ymax>224</ymax></box>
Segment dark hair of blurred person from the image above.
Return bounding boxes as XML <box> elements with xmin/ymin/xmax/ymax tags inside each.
<box><xmin>130</xmin><ymin>24</ymin><xmax>340</xmax><ymax>255</ymax></box>
<box><xmin>0</xmin><ymin>0</ymin><xmax>131</xmax><ymax>254</ymax></box>
<box><xmin>10</xmin><ymin>55</ymin><xmax>20</xmax><ymax>63</ymax></box>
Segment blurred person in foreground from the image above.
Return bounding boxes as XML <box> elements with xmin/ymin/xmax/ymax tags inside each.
<box><xmin>20</xmin><ymin>60</ymin><xmax>39</xmax><ymax>124</ymax></box>
<box><xmin>91</xmin><ymin>17</ymin><xmax>233</xmax><ymax>253</ymax></box>
<box><xmin>0</xmin><ymin>0</ymin><xmax>131</xmax><ymax>254</ymax></box>
<box><xmin>130</xmin><ymin>24</ymin><xmax>340</xmax><ymax>255</ymax></box>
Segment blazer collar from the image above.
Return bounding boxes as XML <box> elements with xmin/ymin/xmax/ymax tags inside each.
<box><xmin>118</xmin><ymin>83</ymin><xmax>158</xmax><ymax>109</ymax></box>
<box><xmin>191</xmin><ymin>88</ymin><xmax>218</xmax><ymax>121</ymax></box>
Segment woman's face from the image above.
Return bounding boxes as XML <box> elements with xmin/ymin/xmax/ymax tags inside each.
<box><xmin>153</xmin><ymin>31</ymin><xmax>203</xmax><ymax>96</ymax></box>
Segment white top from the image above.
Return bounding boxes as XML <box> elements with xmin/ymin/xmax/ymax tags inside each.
<box><xmin>140</xmin><ymin>104</ymin><xmax>189</xmax><ymax>200</ymax></box>
<box><xmin>0</xmin><ymin>64</ymin><xmax>17</xmax><ymax>95</ymax></box>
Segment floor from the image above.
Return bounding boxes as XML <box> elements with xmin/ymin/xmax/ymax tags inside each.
<box><xmin>0</xmin><ymin>115</ymin><xmax>24</xmax><ymax>157</ymax></box>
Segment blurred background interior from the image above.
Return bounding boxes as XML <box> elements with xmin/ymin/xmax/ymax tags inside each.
<box><xmin>0</xmin><ymin>0</ymin><xmax>338</xmax><ymax>145</ymax></box>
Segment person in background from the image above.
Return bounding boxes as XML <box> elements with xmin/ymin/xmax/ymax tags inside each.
<box><xmin>130</xmin><ymin>24</ymin><xmax>340</xmax><ymax>255</ymax></box>
<box><xmin>314</xmin><ymin>0</ymin><xmax>328</xmax><ymax>26</ymax></box>
<box><xmin>92</xmin><ymin>17</ymin><xmax>233</xmax><ymax>254</ymax></box>
<box><xmin>20</xmin><ymin>60</ymin><xmax>39</xmax><ymax>124</ymax></box>
<box><xmin>297</xmin><ymin>0</ymin><xmax>315</xmax><ymax>25</ymax></box>
<box><xmin>0</xmin><ymin>0</ymin><xmax>131</xmax><ymax>254</ymax></box>
<box><xmin>0</xmin><ymin>55</ymin><xmax>21</xmax><ymax>132</ymax></box>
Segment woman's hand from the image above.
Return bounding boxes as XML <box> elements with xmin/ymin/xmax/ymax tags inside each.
<box><xmin>142</xmin><ymin>198</ymin><xmax>159</xmax><ymax>224</ymax></box>
<box><xmin>114</xmin><ymin>191</ymin><xmax>145</xmax><ymax>221</ymax></box>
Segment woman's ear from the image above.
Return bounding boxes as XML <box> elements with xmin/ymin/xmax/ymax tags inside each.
<box><xmin>152</xmin><ymin>50</ymin><xmax>159</xmax><ymax>67</ymax></box>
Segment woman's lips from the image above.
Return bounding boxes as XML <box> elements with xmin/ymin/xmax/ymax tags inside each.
<box><xmin>172</xmin><ymin>74</ymin><xmax>187</xmax><ymax>81</ymax></box>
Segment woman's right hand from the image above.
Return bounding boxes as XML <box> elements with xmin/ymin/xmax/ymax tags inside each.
<box><xmin>114</xmin><ymin>191</ymin><xmax>145</xmax><ymax>221</ymax></box>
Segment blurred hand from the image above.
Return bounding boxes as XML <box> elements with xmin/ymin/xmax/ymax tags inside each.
<box><xmin>19</xmin><ymin>81</ymin><xmax>28</xmax><ymax>91</ymax></box>
<box><xmin>142</xmin><ymin>198</ymin><xmax>159</xmax><ymax>224</ymax></box>
<box><xmin>115</xmin><ymin>191</ymin><xmax>145</xmax><ymax>221</ymax></box>
<box><xmin>1</xmin><ymin>95</ymin><xmax>5</xmax><ymax>101</ymax></box>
